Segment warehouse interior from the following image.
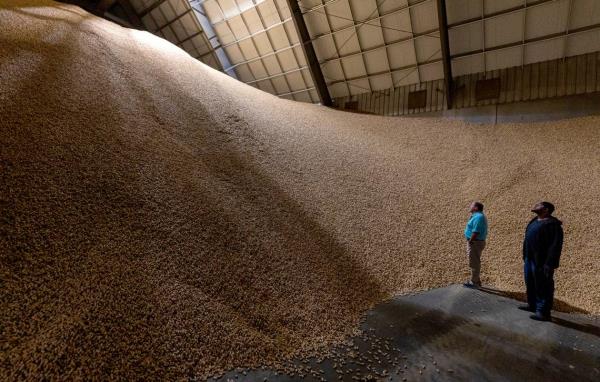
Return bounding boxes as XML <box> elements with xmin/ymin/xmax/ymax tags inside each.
<box><xmin>1</xmin><ymin>0</ymin><xmax>599</xmax><ymax>381</ymax></box>
<box><xmin>63</xmin><ymin>0</ymin><xmax>600</xmax><ymax>111</ymax></box>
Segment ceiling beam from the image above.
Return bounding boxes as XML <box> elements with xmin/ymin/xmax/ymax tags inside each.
<box><xmin>286</xmin><ymin>0</ymin><xmax>332</xmax><ymax>106</ymax></box>
<box><xmin>177</xmin><ymin>29</ymin><xmax>204</xmax><ymax>45</ymax></box>
<box><xmin>447</xmin><ymin>0</ymin><xmax>553</xmax><ymax>29</ymax></box>
<box><xmin>154</xmin><ymin>8</ymin><xmax>193</xmax><ymax>32</ymax></box>
<box><xmin>326</xmin><ymin>58</ymin><xmax>443</xmax><ymax>86</ymax></box>
<box><xmin>139</xmin><ymin>0</ymin><xmax>167</xmax><ymax>17</ymax></box>
<box><xmin>451</xmin><ymin>22</ymin><xmax>600</xmax><ymax>60</ymax></box>
<box><xmin>436</xmin><ymin>0</ymin><xmax>453</xmax><ymax>109</ymax></box>
<box><xmin>308</xmin><ymin>0</ymin><xmax>433</xmax><ymax>42</ymax></box>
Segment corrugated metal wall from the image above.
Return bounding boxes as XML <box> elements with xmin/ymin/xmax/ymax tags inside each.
<box><xmin>333</xmin><ymin>51</ymin><xmax>600</xmax><ymax>115</ymax></box>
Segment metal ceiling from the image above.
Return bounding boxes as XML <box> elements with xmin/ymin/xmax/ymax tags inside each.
<box><xmin>129</xmin><ymin>0</ymin><xmax>226</xmax><ymax>69</ymax></box>
<box><xmin>447</xmin><ymin>0</ymin><xmax>600</xmax><ymax>76</ymax></box>
<box><xmin>114</xmin><ymin>0</ymin><xmax>600</xmax><ymax>104</ymax></box>
<box><xmin>200</xmin><ymin>0</ymin><xmax>320</xmax><ymax>102</ymax></box>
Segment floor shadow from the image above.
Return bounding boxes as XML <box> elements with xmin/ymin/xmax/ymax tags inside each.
<box><xmin>478</xmin><ymin>286</ymin><xmax>590</xmax><ymax>314</ymax></box>
<box><xmin>550</xmin><ymin>316</ymin><xmax>600</xmax><ymax>338</ymax></box>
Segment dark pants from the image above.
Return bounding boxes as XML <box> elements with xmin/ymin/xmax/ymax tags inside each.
<box><xmin>524</xmin><ymin>257</ymin><xmax>554</xmax><ymax>316</ymax></box>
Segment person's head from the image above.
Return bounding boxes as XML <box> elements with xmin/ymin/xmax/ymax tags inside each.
<box><xmin>470</xmin><ymin>201</ymin><xmax>484</xmax><ymax>213</ymax></box>
<box><xmin>532</xmin><ymin>201</ymin><xmax>555</xmax><ymax>218</ymax></box>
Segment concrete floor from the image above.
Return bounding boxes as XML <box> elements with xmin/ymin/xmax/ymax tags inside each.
<box><xmin>215</xmin><ymin>285</ymin><xmax>600</xmax><ymax>382</ymax></box>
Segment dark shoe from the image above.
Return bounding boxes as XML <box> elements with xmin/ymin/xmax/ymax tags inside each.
<box><xmin>463</xmin><ymin>282</ymin><xmax>481</xmax><ymax>289</ymax></box>
<box><xmin>518</xmin><ymin>305</ymin><xmax>535</xmax><ymax>312</ymax></box>
<box><xmin>529</xmin><ymin>313</ymin><xmax>551</xmax><ymax>322</ymax></box>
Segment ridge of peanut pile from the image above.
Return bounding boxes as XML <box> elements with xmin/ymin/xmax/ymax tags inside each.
<box><xmin>1</xmin><ymin>1</ymin><xmax>599</xmax><ymax>380</ymax></box>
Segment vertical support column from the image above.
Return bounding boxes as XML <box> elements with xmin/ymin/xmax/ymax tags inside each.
<box><xmin>118</xmin><ymin>0</ymin><xmax>146</xmax><ymax>30</ymax></box>
<box><xmin>286</xmin><ymin>0</ymin><xmax>332</xmax><ymax>106</ymax></box>
<box><xmin>436</xmin><ymin>0</ymin><xmax>454</xmax><ymax>109</ymax></box>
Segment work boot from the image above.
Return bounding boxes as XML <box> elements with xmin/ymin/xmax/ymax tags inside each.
<box><xmin>463</xmin><ymin>281</ymin><xmax>481</xmax><ymax>289</ymax></box>
<box><xmin>529</xmin><ymin>312</ymin><xmax>551</xmax><ymax>322</ymax></box>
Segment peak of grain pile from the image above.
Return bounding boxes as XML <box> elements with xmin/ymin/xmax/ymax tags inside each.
<box><xmin>1</xmin><ymin>0</ymin><xmax>599</xmax><ymax>379</ymax></box>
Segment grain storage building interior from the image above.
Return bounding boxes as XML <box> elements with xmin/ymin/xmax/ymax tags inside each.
<box><xmin>1</xmin><ymin>0</ymin><xmax>600</xmax><ymax>381</ymax></box>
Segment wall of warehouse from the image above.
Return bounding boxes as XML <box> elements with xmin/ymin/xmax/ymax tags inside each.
<box><xmin>333</xmin><ymin>50</ymin><xmax>600</xmax><ymax>117</ymax></box>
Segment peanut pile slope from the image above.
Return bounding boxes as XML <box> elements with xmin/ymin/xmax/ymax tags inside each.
<box><xmin>1</xmin><ymin>1</ymin><xmax>599</xmax><ymax>380</ymax></box>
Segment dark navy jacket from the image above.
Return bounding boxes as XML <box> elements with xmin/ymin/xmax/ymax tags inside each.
<box><xmin>522</xmin><ymin>216</ymin><xmax>564</xmax><ymax>269</ymax></box>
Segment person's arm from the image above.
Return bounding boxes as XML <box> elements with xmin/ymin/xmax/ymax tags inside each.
<box><xmin>469</xmin><ymin>232</ymin><xmax>479</xmax><ymax>243</ymax></box>
<box><xmin>523</xmin><ymin>218</ymin><xmax>535</xmax><ymax>260</ymax></box>
<box><xmin>545</xmin><ymin>223</ymin><xmax>564</xmax><ymax>270</ymax></box>
<box><xmin>469</xmin><ymin>215</ymin><xmax>482</xmax><ymax>242</ymax></box>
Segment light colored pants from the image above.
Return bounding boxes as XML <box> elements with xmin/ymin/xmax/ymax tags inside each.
<box><xmin>467</xmin><ymin>240</ymin><xmax>486</xmax><ymax>285</ymax></box>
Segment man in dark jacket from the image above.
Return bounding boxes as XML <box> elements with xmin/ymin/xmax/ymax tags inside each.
<box><xmin>519</xmin><ymin>201</ymin><xmax>564</xmax><ymax>321</ymax></box>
